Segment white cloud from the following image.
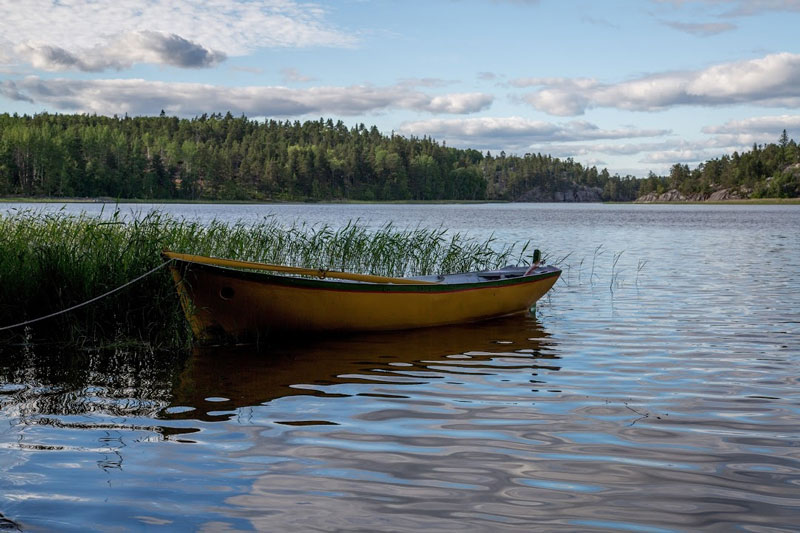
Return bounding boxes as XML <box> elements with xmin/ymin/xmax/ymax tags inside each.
<box><xmin>0</xmin><ymin>0</ymin><xmax>353</xmax><ymax>71</ymax></box>
<box><xmin>397</xmin><ymin>116</ymin><xmax>668</xmax><ymax>151</ymax></box>
<box><xmin>521</xmin><ymin>139</ymin><xmax>719</xmax><ymax>162</ymax></box>
<box><xmin>516</xmin><ymin>53</ymin><xmax>800</xmax><ymax>115</ymax></box>
<box><xmin>544</xmin><ymin>138</ymin><xmax>728</xmax><ymax>167</ymax></box>
<box><xmin>0</xmin><ymin>80</ymin><xmax>34</xmax><ymax>103</ymax></box>
<box><xmin>583</xmin><ymin>158</ymin><xmax>609</xmax><ymax>166</ymax></box>
<box><xmin>702</xmin><ymin>114</ymin><xmax>800</xmax><ymax>134</ymax></box>
<box><xmin>699</xmin><ymin>114</ymin><xmax>800</xmax><ymax>148</ymax></box>
<box><xmin>524</xmin><ymin>89</ymin><xmax>592</xmax><ymax>116</ymax></box>
<box><xmin>509</xmin><ymin>77</ymin><xmax>596</xmax><ymax>89</ymax></box>
<box><xmin>556</xmin><ymin>142</ymin><xmax>672</xmax><ymax>156</ymax></box>
<box><xmin>401</xmin><ymin>116</ymin><xmax>556</xmax><ymax>142</ymax></box>
<box><xmin>396</xmin><ymin>116</ymin><xmax>770</xmax><ymax>169</ymax></box>
<box><xmin>641</xmin><ymin>149</ymin><xmax>715</xmax><ymax>163</ymax></box>
<box><xmin>623</xmin><ymin>123</ymin><xmax>796</xmax><ymax>166</ymax></box>
<box><xmin>423</xmin><ymin>94</ymin><xmax>494</xmax><ymax>114</ymax></box>
<box><xmin>394</xmin><ymin>118</ymin><xmax>738</xmax><ymax>174</ymax></box>
<box><xmin>6</xmin><ymin>77</ymin><xmax>492</xmax><ymax>117</ymax></box>
<box><xmin>15</xmin><ymin>32</ymin><xmax>225</xmax><ymax>72</ymax></box>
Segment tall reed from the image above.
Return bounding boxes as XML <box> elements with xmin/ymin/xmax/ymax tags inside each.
<box><xmin>0</xmin><ymin>210</ymin><xmax>535</xmax><ymax>347</ymax></box>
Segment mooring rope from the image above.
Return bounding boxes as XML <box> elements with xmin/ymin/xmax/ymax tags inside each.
<box><xmin>0</xmin><ymin>259</ymin><xmax>175</xmax><ymax>333</ymax></box>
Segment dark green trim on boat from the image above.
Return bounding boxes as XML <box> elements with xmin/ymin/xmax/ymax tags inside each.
<box><xmin>173</xmin><ymin>259</ymin><xmax>562</xmax><ymax>294</ymax></box>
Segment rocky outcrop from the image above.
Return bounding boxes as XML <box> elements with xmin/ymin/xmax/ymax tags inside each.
<box><xmin>635</xmin><ymin>187</ymin><xmax>749</xmax><ymax>203</ymax></box>
<box><xmin>707</xmin><ymin>188</ymin><xmax>747</xmax><ymax>201</ymax></box>
<box><xmin>635</xmin><ymin>189</ymin><xmax>690</xmax><ymax>203</ymax></box>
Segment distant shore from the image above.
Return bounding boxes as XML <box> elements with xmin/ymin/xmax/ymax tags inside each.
<box><xmin>629</xmin><ymin>198</ymin><xmax>800</xmax><ymax>205</ymax></box>
<box><xmin>1</xmin><ymin>196</ymin><xmax>798</xmax><ymax>206</ymax></box>
<box><xmin>0</xmin><ymin>196</ymin><xmax>503</xmax><ymax>205</ymax></box>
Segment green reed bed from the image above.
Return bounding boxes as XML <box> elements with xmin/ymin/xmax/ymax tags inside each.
<box><xmin>0</xmin><ymin>210</ymin><xmax>534</xmax><ymax>348</ymax></box>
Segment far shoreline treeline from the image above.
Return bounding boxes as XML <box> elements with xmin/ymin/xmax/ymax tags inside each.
<box><xmin>1</xmin><ymin>112</ymin><xmax>798</xmax><ymax>203</ymax></box>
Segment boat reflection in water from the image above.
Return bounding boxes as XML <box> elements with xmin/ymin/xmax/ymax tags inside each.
<box><xmin>0</xmin><ymin>313</ymin><xmax>557</xmax><ymax>426</ymax></box>
<box><xmin>168</xmin><ymin>313</ymin><xmax>558</xmax><ymax>421</ymax></box>
<box><xmin>1</xmin><ymin>313</ymin><xmax>564</xmax><ymax>531</ymax></box>
<box><xmin>166</xmin><ymin>313</ymin><xmax>565</xmax><ymax>531</ymax></box>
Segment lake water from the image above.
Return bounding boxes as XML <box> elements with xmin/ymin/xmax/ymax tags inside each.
<box><xmin>1</xmin><ymin>202</ymin><xmax>799</xmax><ymax>531</ymax></box>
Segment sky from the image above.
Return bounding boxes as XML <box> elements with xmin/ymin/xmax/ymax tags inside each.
<box><xmin>1</xmin><ymin>0</ymin><xmax>800</xmax><ymax>177</ymax></box>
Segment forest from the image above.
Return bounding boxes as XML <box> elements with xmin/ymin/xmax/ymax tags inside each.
<box><xmin>0</xmin><ymin>112</ymin><xmax>798</xmax><ymax>202</ymax></box>
<box><xmin>637</xmin><ymin>130</ymin><xmax>800</xmax><ymax>200</ymax></box>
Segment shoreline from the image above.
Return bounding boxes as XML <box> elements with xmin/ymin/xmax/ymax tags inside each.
<box><xmin>0</xmin><ymin>196</ymin><xmax>504</xmax><ymax>206</ymax></box>
<box><xmin>1</xmin><ymin>196</ymin><xmax>799</xmax><ymax>206</ymax></box>
<box><xmin>629</xmin><ymin>198</ymin><xmax>800</xmax><ymax>205</ymax></box>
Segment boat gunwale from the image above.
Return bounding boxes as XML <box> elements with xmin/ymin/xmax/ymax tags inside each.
<box><xmin>170</xmin><ymin>258</ymin><xmax>561</xmax><ymax>294</ymax></box>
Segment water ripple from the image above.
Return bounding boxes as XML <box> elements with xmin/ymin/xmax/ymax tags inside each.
<box><xmin>2</xmin><ymin>204</ymin><xmax>800</xmax><ymax>531</ymax></box>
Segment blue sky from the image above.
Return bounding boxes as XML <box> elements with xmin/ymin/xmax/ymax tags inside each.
<box><xmin>1</xmin><ymin>0</ymin><xmax>799</xmax><ymax>176</ymax></box>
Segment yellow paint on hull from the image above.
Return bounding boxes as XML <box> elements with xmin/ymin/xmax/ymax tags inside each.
<box><xmin>168</xmin><ymin>258</ymin><xmax>560</xmax><ymax>340</ymax></box>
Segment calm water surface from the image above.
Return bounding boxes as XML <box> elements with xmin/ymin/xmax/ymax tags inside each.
<box><xmin>1</xmin><ymin>203</ymin><xmax>799</xmax><ymax>531</ymax></box>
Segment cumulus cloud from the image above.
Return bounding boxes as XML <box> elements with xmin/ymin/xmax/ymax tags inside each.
<box><xmin>621</xmin><ymin>121</ymin><xmax>796</xmax><ymax>166</ymax></box>
<box><xmin>641</xmin><ymin>148</ymin><xmax>715</xmax><ymax>163</ymax></box>
<box><xmin>554</xmin><ymin>139</ymin><xmax>735</xmax><ymax>168</ymax></box>
<box><xmin>516</xmin><ymin>138</ymin><xmax>734</xmax><ymax>171</ymax></box>
<box><xmin>397</xmin><ymin>116</ymin><xmax>668</xmax><ymax>150</ymax></box>
<box><xmin>515</xmin><ymin>53</ymin><xmax>800</xmax><ymax>115</ymax></box>
<box><xmin>16</xmin><ymin>32</ymin><xmax>225</xmax><ymax>72</ymax></box>
<box><xmin>509</xmin><ymin>77</ymin><xmax>596</xmax><ymax>89</ymax></box>
<box><xmin>697</xmin><ymin>114</ymin><xmax>800</xmax><ymax>148</ymax></box>
<box><xmin>568</xmin><ymin>142</ymin><xmax>671</xmax><ymax>156</ymax></box>
<box><xmin>0</xmin><ymin>80</ymin><xmax>34</xmax><ymax>103</ymax></box>
<box><xmin>6</xmin><ymin>77</ymin><xmax>493</xmax><ymax>117</ymax></box>
<box><xmin>0</xmin><ymin>0</ymin><xmax>353</xmax><ymax>71</ymax></box>
<box><xmin>701</xmin><ymin>114</ymin><xmax>800</xmax><ymax>134</ymax></box>
<box><xmin>121</xmin><ymin>32</ymin><xmax>226</xmax><ymax>68</ymax></box>
<box><xmin>396</xmin><ymin>117</ymin><xmax>737</xmax><ymax>172</ymax></box>
<box><xmin>15</xmin><ymin>44</ymin><xmax>85</xmax><ymax>71</ymax></box>
<box><xmin>398</xmin><ymin>114</ymin><xmax>785</xmax><ymax>173</ymax></box>
<box><xmin>422</xmin><ymin>94</ymin><xmax>494</xmax><ymax>113</ymax></box>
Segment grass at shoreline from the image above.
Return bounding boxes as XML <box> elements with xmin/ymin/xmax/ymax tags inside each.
<box><xmin>0</xmin><ymin>210</ymin><xmax>533</xmax><ymax>348</ymax></box>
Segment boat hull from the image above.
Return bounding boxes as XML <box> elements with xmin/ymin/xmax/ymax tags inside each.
<box><xmin>168</xmin><ymin>259</ymin><xmax>560</xmax><ymax>340</ymax></box>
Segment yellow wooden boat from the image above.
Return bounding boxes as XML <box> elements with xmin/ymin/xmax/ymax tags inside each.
<box><xmin>163</xmin><ymin>250</ymin><xmax>560</xmax><ymax>341</ymax></box>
